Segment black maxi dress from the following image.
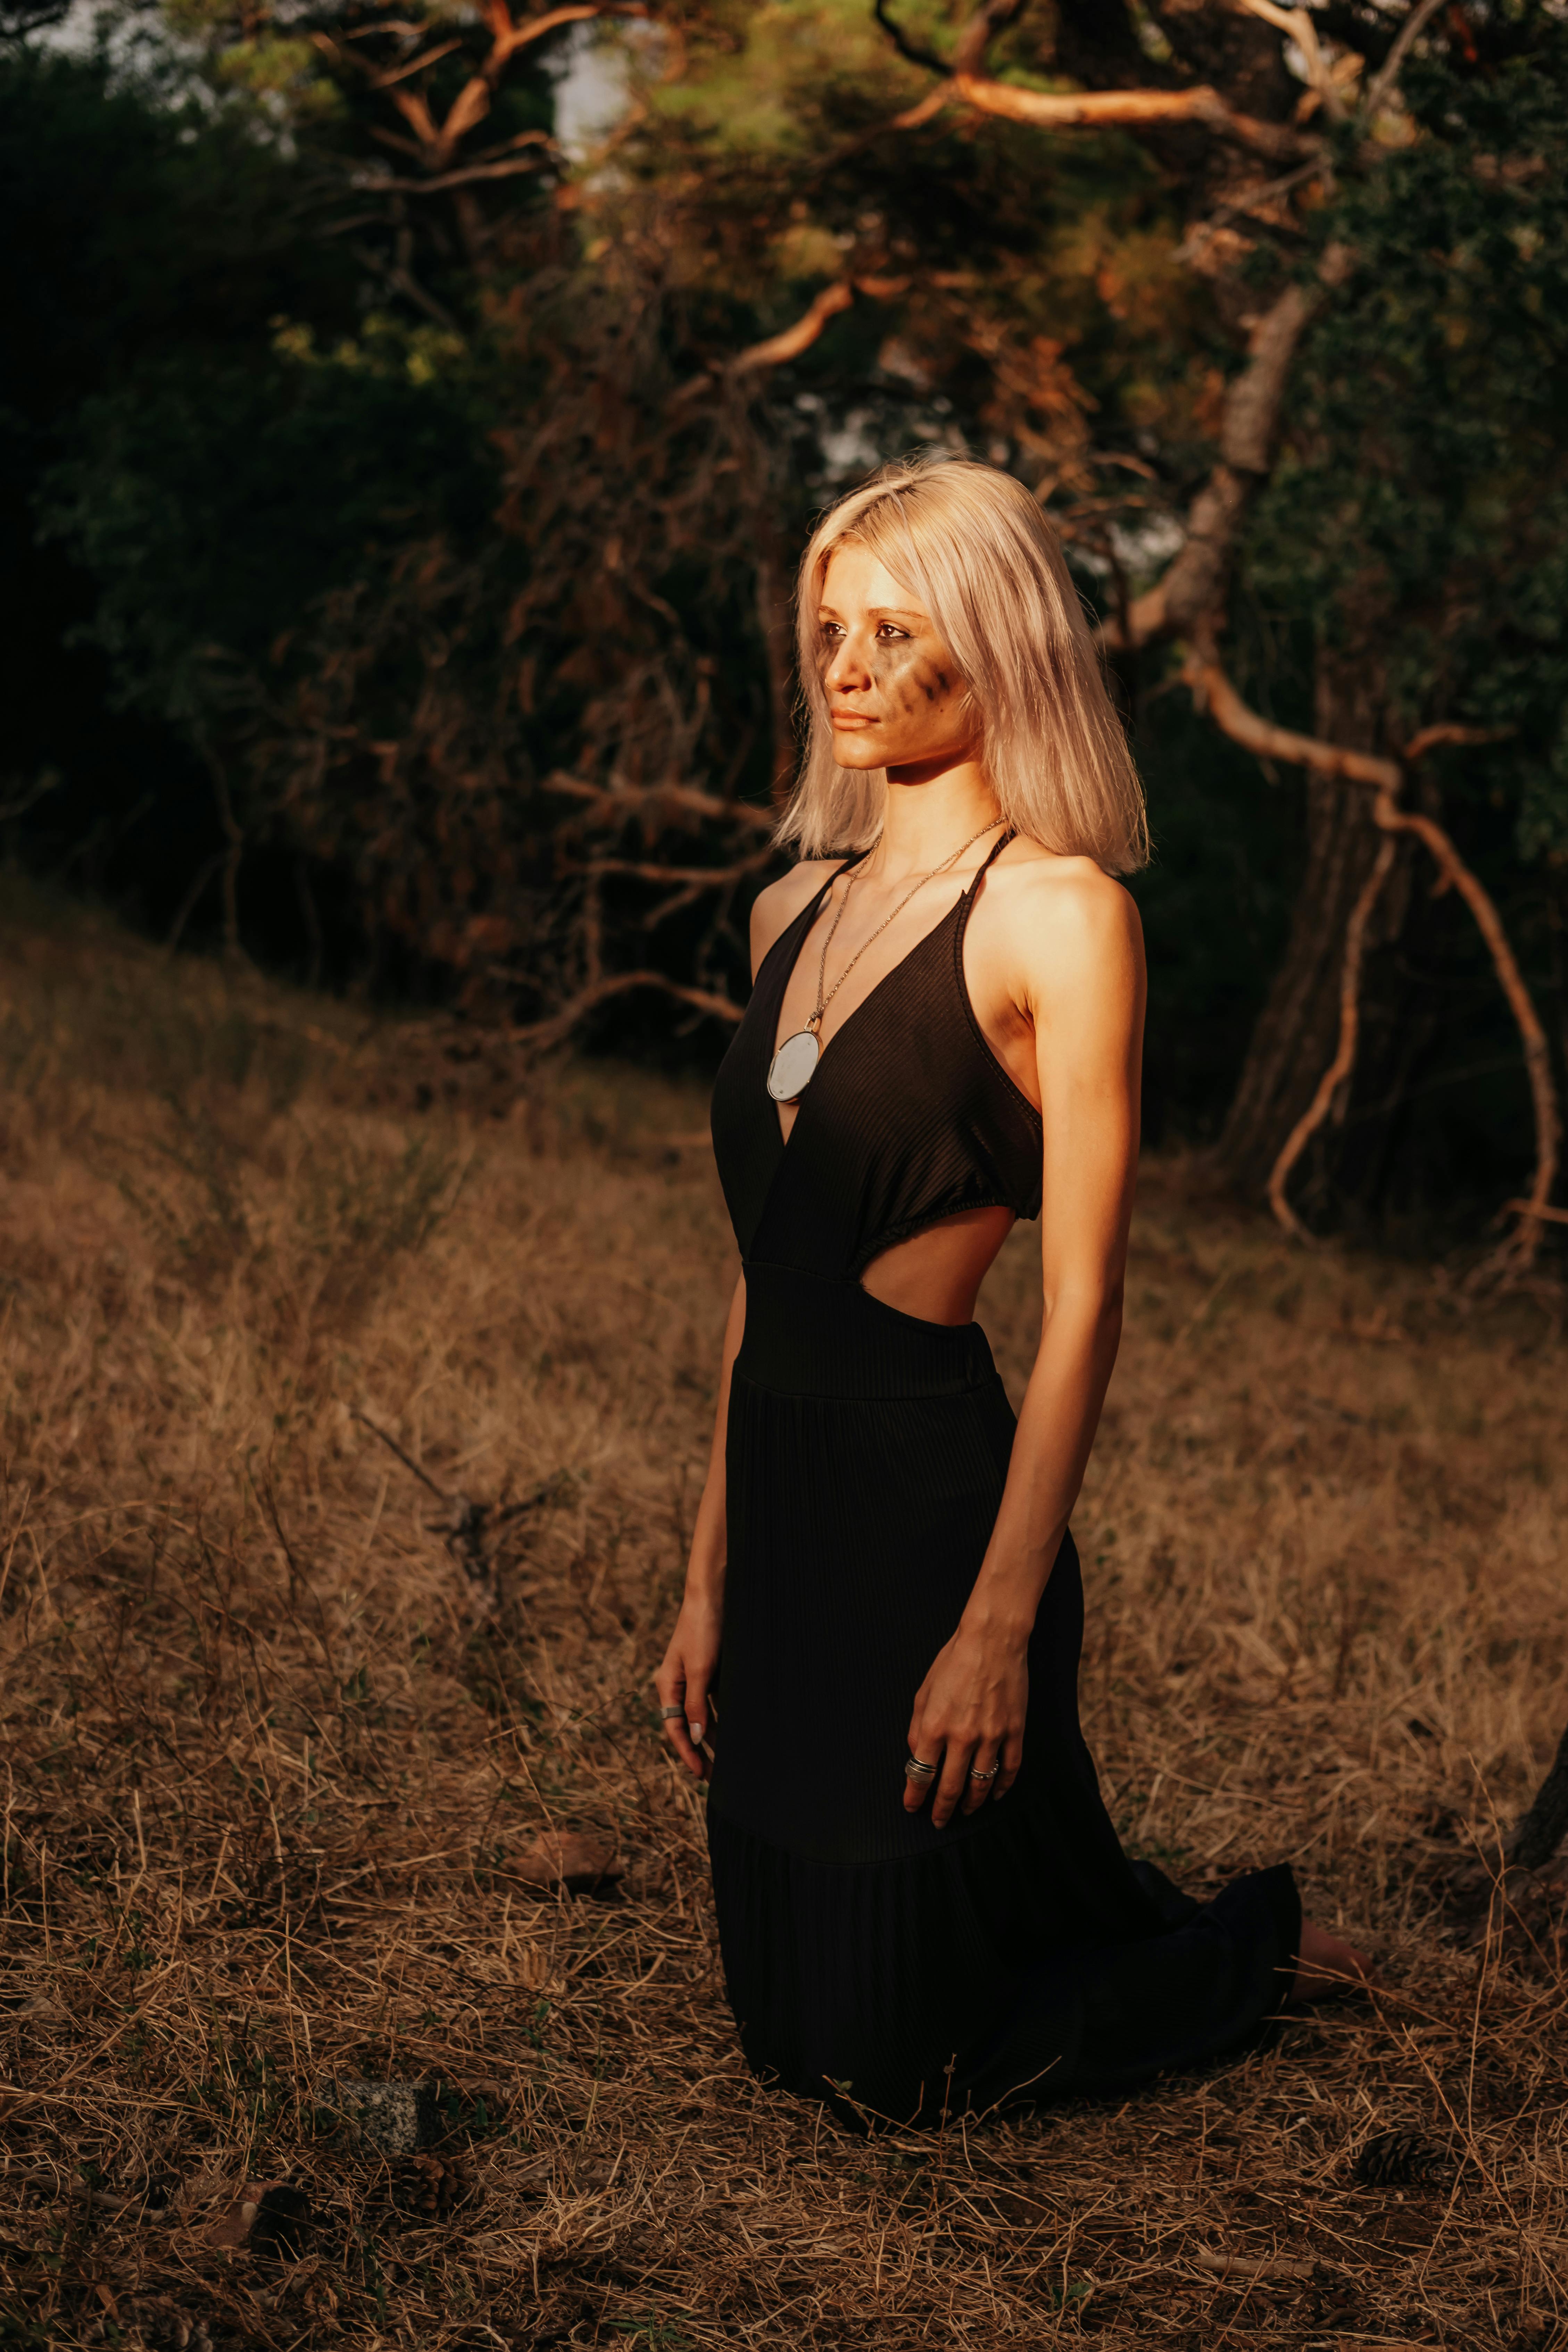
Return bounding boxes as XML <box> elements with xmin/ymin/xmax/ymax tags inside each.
<box><xmin>705</xmin><ymin>837</ymin><xmax>1300</xmax><ymax>2130</ymax></box>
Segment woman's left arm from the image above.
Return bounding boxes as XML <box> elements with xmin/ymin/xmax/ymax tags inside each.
<box><xmin>905</xmin><ymin>867</ymin><xmax>1145</xmax><ymax>1829</ymax></box>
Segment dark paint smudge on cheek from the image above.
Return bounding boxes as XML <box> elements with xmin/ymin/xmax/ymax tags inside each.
<box><xmin>867</xmin><ymin>640</ymin><xmax>960</xmax><ymax>720</ymax></box>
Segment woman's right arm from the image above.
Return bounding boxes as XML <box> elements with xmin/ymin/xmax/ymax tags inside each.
<box><xmin>654</xmin><ymin>1268</ymin><xmax>746</xmax><ymax>1780</ymax></box>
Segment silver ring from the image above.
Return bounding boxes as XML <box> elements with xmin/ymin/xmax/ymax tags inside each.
<box><xmin>968</xmin><ymin>1764</ymin><xmax>999</xmax><ymax>1782</ymax></box>
<box><xmin>659</xmin><ymin>1706</ymin><xmax>686</xmax><ymax>1721</ymax></box>
<box><xmin>904</xmin><ymin>1757</ymin><xmax>937</xmax><ymax>1781</ymax></box>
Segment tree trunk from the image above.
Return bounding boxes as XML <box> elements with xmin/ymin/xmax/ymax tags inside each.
<box><xmin>1207</xmin><ymin>652</ymin><xmax>1391</xmax><ymax>1200</ymax></box>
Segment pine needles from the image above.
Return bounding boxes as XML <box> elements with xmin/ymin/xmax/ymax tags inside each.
<box><xmin>2</xmin><ymin>895</ymin><xmax>1567</xmax><ymax>2349</ymax></box>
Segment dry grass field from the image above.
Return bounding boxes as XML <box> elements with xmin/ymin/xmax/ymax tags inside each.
<box><xmin>3</xmin><ymin>881</ymin><xmax>1567</xmax><ymax>2352</ymax></box>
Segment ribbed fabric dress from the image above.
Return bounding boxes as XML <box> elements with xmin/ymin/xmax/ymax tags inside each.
<box><xmin>705</xmin><ymin>837</ymin><xmax>1300</xmax><ymax>2130</ymax></box>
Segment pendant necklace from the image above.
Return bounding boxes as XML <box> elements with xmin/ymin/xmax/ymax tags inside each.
<box><xmin>766</xmin><ymin>818</ymin><xmax>1005</xmax><ymax>1105</ymax></box>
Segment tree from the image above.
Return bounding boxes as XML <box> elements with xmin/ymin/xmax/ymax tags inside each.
<box><xmin>21</xmin><ymin>0</ymin><xmax>1568</xmax><ymax>1264</ymax></box>
<box><xmin>861</xmin><ymin>0</ymin><xmax>1566</xmax><ymax>1272</ymax></box>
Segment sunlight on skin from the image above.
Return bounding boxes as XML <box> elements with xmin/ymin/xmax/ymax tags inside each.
<box><xmin>770</xmin><ymin>542</ymin><xmax>1024</xmax><ymax>1324</ymax></box>
<box><xmin>660</xmin><ymin>545</ymin><xmax>1376</xmax><ymax>1992</ymax></box>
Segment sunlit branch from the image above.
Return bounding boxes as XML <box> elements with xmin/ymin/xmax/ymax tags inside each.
<box><xmin>503</xmin><ymin>969</ymin><xmax>742</xmax><ymax>1056</ymax></box>
<box><xmin>1234</xmin><ymin>0</ymin><xmax>1342</xmax><ymax>121</ymax></box>
<box><xmin>544</xmin><ymin>772</ymin><xmax>778</xmax><ymax>835</ymax></box>
<box><xmin>357</xmin><ymin>146</ymin><xmax>557</xmax><ymax>196</ymax></box>
<box><xmin>950</xmin><ymin>72</ymin><xmax>1318</xmax><ymax>164</ymax></box>
<box><xmin>1362</xmin><ymin>0</ymin><xmax>1449</xmax><ymax>118</ymax></box>
<box><xmin>1184</xmin><ymin>656</ymin><xmax>1560</xmax><ymax>1274</ymax></box>
<box><xmin>727</xmin><ymin>282</ymin><xmax>856</xmax><ymax>379</ymax></box>
<box><xmin>1100</xmin><ymin>277</ymin><xmax>1322</xmax><ymax>652</ymax></box>
<box><xmin>1265</xmin><ymin>838</ymin><xmax>1397</xmax><ymax>1244</ymax></box>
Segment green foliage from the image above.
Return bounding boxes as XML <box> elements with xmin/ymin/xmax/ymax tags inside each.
<box><xmin>1251</xmin><ymin>32</ymin><xmax>1568</xmax><ymax>863</ymax></box>
<box><xmin>41</xmin><ymin>317</ymin><xmax>496</xmax><ymax>734</ymax></box>
<box><xmin>7</xmin><ymin>0</ymin><xmax>1568</xmax><ymax>1202</ymax></box>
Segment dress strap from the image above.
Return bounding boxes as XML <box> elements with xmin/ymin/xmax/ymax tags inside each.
<box><xmin>969</xmin><ymin>826</ymin><xmax>1015</xmax><ymax>889</ymax></box>
<box><xmin>954</xmin><ymin>826</ymin><xmax>1013</xmax><ymax>961</ymax></box>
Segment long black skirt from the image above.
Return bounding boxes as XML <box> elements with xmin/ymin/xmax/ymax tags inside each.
<box><xmin>705</xmin><ymin>1263</ymin><xmax>1300</xmax><ymax>2130</ymax></box>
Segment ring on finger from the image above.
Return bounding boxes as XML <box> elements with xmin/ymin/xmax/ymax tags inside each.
<box><xmin>904</xmin><ymin>1756</ymin><xmax>938</xmax><ymax>1782</ymax></box>
<box><xmin>968</xmin><ymin>1762</ymin><xmax>999</xmax><ymax>1783</ymax></box>
<box><xmin>659</xmin><ymin>1706</ymin><xmax>686</xmax><ymax>1722</ymax></box>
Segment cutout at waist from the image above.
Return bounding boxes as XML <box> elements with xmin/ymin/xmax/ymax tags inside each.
<box><xmin>857</xmin><ymin>1204</ymin><xmax>1015</xmax><ymax>1327</ymax></box>
<box><xmin>737</xmin><ymin>1262</ymin><xmax>1000</xmax><ymax>1400</ymax></box>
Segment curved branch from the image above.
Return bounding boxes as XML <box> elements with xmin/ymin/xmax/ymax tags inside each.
<box><xmin>355</xmin><ymin>144</ymin><xmax>555</xmax><ymax>195</ymax></box>
<box><xmin>727</xmin><ymin>280</ymin><xmax>856</xmax><ymax>378</ymax></box>
<box><xmin>544</xmin><ymin>772</ymin><xmax>778</xmax><ymax>834</ymax></box>
<box><xmin>581</xmin><ymin>854</ymin><xmax>774</xmax><ymax>887</ymax></box>
<box><xmin>1100</xmin><ymin>276</ymin><xmax>1323</xmax><ymax>651</ymax></box>
<box><xmin>1362</xmin><ymin>0</ymin><xmax>1449</xmax><ymax>118</ymax></box>
<box><xmin>485</xmin><ymin>0</ymin><xmax>649</xmax><ymax>86</ymax></box>
<box><xmin>1403</xmin><ymin>722</ymin><xmax>1510</xmax><ymax>763</ymax></box>
<box><xmin>873</xmin><ymin>0</ymin><xmax>950</xmax><ymax>74</ymax></box>
<box><xmin>503</xmin><ymin>969</ymin><xmax>741</xmax><ymax>1056</ymax></box>
<box><xmin>1186</xmin><ymin>652</ymin><xmax>1561</xmax><ymax>1271</ymax></box>
<box><xmin>1376</xmin><ymin>803</ymin><xmax>1561</xmax><ymax>1285</ymax></box>
<box><xmin>951</xmin><ymin>70</ymin><xmax>1319</xmax><ymax>164</ymax></box>
<box><xmin>1267</xmin><ymin>837</ymin><xmax>1397</xmax><ymax>1238</ymax></box>
<box><xmin>674</xmin><ymin>274</ymin><xmax>910</xmax><ymax>406</ymax></box>
<box><xmin>1235</xmin><ymin>0</ymin><xmax>1342</xmax><ymax>119</ymax></box>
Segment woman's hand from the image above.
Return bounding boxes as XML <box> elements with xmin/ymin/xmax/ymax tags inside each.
<box><xmin>904</xmin><ymin>1619</ymin><xmax>1027</xmax><ymax>1827</ymax></box>
<box><xmin>655</xmin><ymin>1588</ymin><xmax>723</xmax><ymax>1781</ymax></box>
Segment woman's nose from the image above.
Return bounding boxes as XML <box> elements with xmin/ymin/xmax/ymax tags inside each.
<box><xmin>823</xmin><ymin>631</ymin><xmax>872</xmax><ymax>692</ymax></box>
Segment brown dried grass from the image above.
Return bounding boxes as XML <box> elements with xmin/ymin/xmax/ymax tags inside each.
<box><xmin>2</xmin><ymin>882</ymin><xmax>1567</xmax><ymax>2351</ymax></box>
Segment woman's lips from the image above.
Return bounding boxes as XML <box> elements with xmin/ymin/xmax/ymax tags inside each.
<box><xmin>829</xmin><ymin>710</ymin><xmax>875</xmax><ymax>728</ymax></box>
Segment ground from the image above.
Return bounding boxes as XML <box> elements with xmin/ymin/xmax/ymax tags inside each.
<box><xmin>1</xmin><ymin>881</ymin><xmax>1566</xmax><ymax>2350</ymax></box>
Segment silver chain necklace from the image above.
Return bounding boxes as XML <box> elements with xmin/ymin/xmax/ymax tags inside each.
<box><xmin>765</xmin><ymin>820</ymin><xmax>1006</xmax><ymax>1105</ymax></box>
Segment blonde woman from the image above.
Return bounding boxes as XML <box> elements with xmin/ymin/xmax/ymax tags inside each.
<box><xmin>655</xmin><ymin>456</ymin><xmax>1365</xmax><ymax>2128</ymax></box>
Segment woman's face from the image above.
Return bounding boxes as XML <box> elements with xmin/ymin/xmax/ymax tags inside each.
<box><xmin>816</xmin><ymin>541</ymin><xmax>976</xmax><ymax>776</ymax></box>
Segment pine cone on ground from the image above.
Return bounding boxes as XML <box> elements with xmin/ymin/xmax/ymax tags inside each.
<box><xmin>1353</xmin><ymin>2128</ymin><xmax>1453</xmax><ymax>2188</ymax></box>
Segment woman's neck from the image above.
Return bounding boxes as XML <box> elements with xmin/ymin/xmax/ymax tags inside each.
<box><xmin>873</xmin><ymin>750</ymin><xmax>1001</xmax><ymax>879</ymax></box>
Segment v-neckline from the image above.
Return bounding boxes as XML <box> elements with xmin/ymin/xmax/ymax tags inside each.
<box><xmin>766</xmin><ymin>859</ymin><xmax>969</xmax><ymax>1154</ymax></box>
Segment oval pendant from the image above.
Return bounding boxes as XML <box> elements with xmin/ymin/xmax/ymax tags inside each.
<box><xmin>766</xmin><ymin>1029</ymin><xmax>821</xmax><ymax>1104</ymax></box>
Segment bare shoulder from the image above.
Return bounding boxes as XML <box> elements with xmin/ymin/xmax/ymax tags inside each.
<box><xmin>750</xmin><ymin>860</ymin><xmax>837</xmax><ymax>978</ymax></box>
<box><xmin>984</xmin><ymin>841</ymin><xmax>1144</xmax><ymax>1004</ymax></box>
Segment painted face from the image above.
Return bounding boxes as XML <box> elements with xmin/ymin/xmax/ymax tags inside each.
<box><xmin>816</xmin><ymin>542</ymin><xmax>976</xmax><ymax>775</ymax></box>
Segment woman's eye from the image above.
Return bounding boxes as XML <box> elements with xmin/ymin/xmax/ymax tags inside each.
<box><xmin>876</xmin><ymin>625</ymin><xmax>909</xmax><ymax>641</ymax></box>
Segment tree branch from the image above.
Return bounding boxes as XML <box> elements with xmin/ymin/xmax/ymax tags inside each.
<box><xmin>582</xmin><ymin>852</ymin><xmax>775</xmax><ymax>888</ymax></box>
<box><xmin>544</xmin><ymin>771</ymin><xmax>778</xmax><ymax>834</ymax></box>
<box><xmin>727</xmin><ymin>280</ymin><xmax>857</xmax><ymax>377</ymax></box>
<box><xmin>503</xmin><ymin>969</ymin><xmax>742</xmax><ymax>1056</ymax></box>
<box><xmin>951</xmin><ymin>70</ymin><xmax>1319</xmax><ymax>164</ymax></box>
<box><xmin>1267</xmin><ymin>837</ymin><xmax>1396</xmax><ymax>1239</ymax></box>
<box><xmin>1234</xmin><ymin>0</ymin><xmax>1343</xmax><ymax>120</ymax></box>
<box><xmin>675</xmin><ymin>275</ymin><xmax>908</xmax><ymax>404</ymax></box>
<box><xmin>872</xmin><ymin>0</ymin><xmax>950</xmax><ymax>75</ymax></box>
<box><xmin>484</xmin><ymin>0</ymin><xmax>649</xmax><ymax>86</ymax></box>
<box><xmin>1362</xmin><ymin>0</ymin><xmax>1449</xmax><ymax>118</ymax></box>
<box><xmin>1100</xmin><ymin>275</ymin><xmax>1323</xmax><ymax>651</ymax></box>
<box><xmin>1185</xmin><ymin>654</ymin><xmax>1561</xmax><ymax>1273</ymax></box>
<box><xmin>355</xmin><ymin>145</ymin><xmax>555</xmax><ymax>196</ymax></box>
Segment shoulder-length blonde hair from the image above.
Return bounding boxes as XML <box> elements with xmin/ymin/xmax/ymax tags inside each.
<box><xmin>775</xmin><ymin>454</ymin><xmax>1147</xmax><ymax>873</ymax></box>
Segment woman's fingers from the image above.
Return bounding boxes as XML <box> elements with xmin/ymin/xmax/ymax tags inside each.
<box><xmin>968</xmin><ymin>1729</ymin><xmax>1023</xmax><ymax>1810</ymax></box>
<box><xmin>906</xmin><ymin>1726</ymin><xmax>1021</xmax><ymax>1819</ymax></box>
<box><xmin>961</xmin><ymin>1745</ymin><xmax>1002</xmax><ymax>1814</ymax></box>
<box><xmin>655</xmin><ymin>1653</ymin><xmax>709</xmax><ymax>1780</ymax></box>
<box><xmin>993</xmin><ymin>1730</ymin><xmax>1024</xmax><ymax>1802</ymax></box>
<box><xmin>930</xmin><ymin>1737</ymin><xmax>976</xmax><ymax>1829</ymax></box>
<box><xmin>903</xmin><ymin>1694</ymin><xmax>938</xmax><ymax>1811</ymax></box>
<box><xmin>683</xmin><ymin>1662</ymin><xmax>713</xmax><ymax>1777</ymax></box>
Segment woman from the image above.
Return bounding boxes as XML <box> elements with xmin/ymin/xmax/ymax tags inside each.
<box><xmin>655</xmin><ymin>455</ymin><xmax>1366</xmax><ymax>2130</ymax></box>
